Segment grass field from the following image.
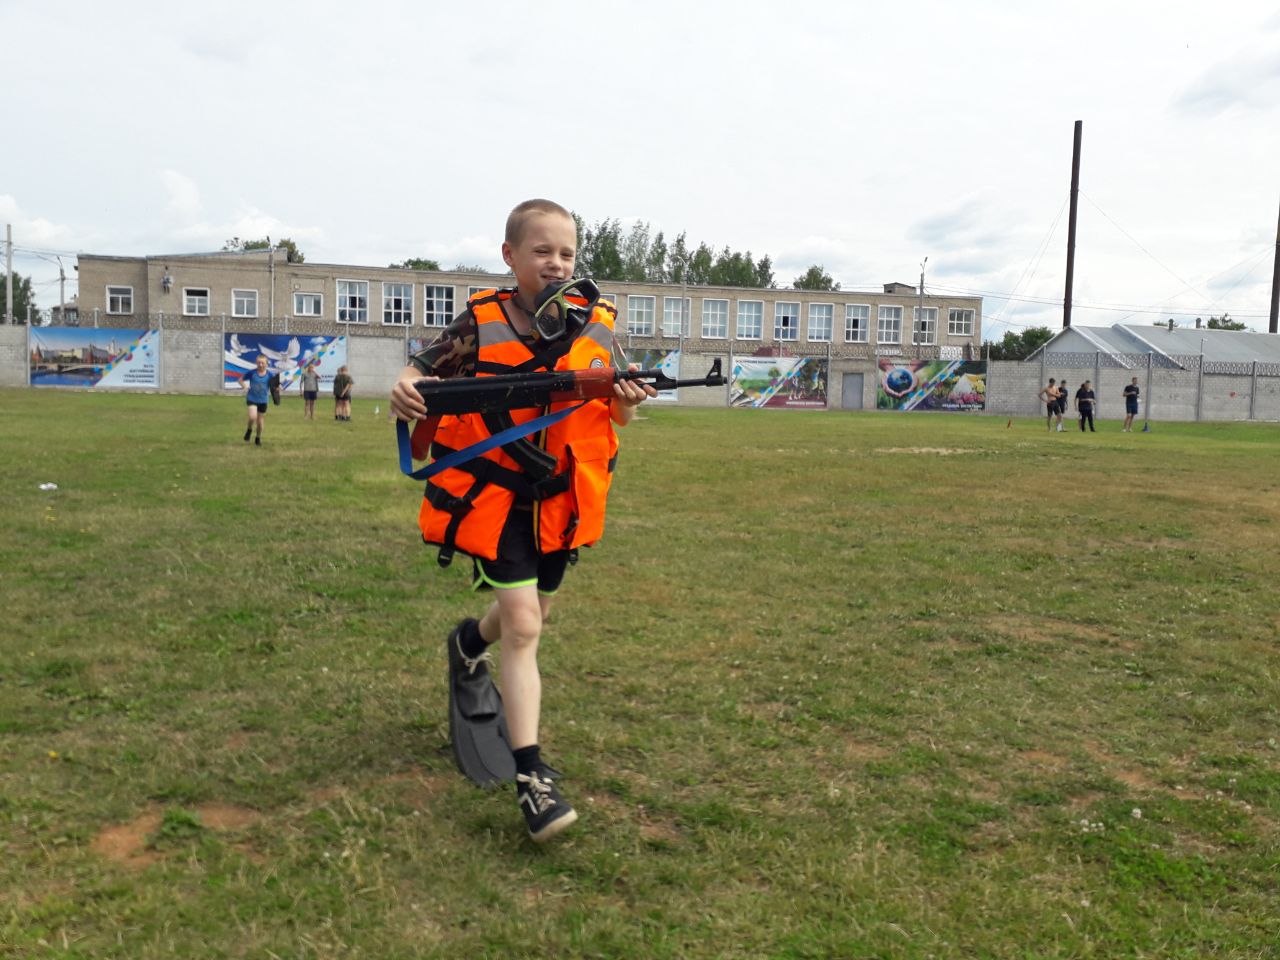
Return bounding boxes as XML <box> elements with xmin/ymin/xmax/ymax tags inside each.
<box><xmin>2</xmin><ymin>388</ymin><xmax>1278</xmax><ymax>959</ymax></box>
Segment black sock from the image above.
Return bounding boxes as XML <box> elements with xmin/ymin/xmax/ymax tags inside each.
<box><xmin>458</xmin><ymin>618</ymin><xmax>488</xmax><ymax>660</ymax></box>
<box><xmin>512</xmin><ymin>745</ymin><xmax>541</xmax><ymax>777</ymax></box>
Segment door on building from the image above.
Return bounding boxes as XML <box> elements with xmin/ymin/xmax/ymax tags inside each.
<box><xmin>841</xmin><ymin>373</ymin><xmax>864</xmax><ymax>409</ymax></box>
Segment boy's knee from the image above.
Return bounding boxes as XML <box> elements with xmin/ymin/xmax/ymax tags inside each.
<box><xmin>499</xmin><ymin>598</ymin><xmax>543</xmax><ymax>648</ymax></box>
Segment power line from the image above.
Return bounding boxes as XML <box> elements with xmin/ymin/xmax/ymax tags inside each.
<box><xmin>1079</xmin><ymin>190</ymin><xmax>1207</xmax><ymax>302</ymax></box>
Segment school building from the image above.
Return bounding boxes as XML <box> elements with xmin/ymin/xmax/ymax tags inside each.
<box><xmin>70</xmin><ymin>247</ymin><xmax>984</xmax><ymax>408</ymax></box>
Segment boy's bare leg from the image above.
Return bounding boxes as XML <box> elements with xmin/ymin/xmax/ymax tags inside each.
<box><xmin>488</xmin><ymin>586</ymin><xmax>544</xmax><ymax>749</ymax></box>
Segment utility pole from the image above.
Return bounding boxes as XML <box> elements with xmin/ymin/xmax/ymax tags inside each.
<box><xmin>1269</xmin><ymin>194</ymin><xmax>1279</xmax><ymax>334</ymax></box>
<box><xmin>1063</xmin><ymin>120</ymin><xmax>1082</xmax><ymax>329</ymax></box>
<box><xmin>917</xmin><ymin>257</ymin><xmax>928</xmax><ymax>357</ymax></box>
<box><xmin>58</xmin><ymin>257</ymin><xmax>66</xmax><ymax>323</ymax></box>
<box><xmin>5</xmin><ymin>224</ymin><xmax>12</xmax><ymax>325</ymax></box>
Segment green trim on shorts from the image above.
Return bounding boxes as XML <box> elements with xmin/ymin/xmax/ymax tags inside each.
<box><xmin>537</xmin><ymin>587</ymin><xmax>559</xmax><ymax>598</ymax></box>
<box><xmin>472</xmin><ymin>558</ymin><xmax>537</xmax><ymax>591</ymax></box>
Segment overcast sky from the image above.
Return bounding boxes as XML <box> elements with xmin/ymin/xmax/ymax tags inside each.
<box><xmin>5</xmin><ymin>0</ymin><xmax>1279</xmax><ymax>335</ymax></box>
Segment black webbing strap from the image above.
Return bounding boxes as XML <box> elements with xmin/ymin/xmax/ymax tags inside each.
<box><xmin>429</xmin><ymin>443</ymin><xmax>570</xmax><ymax>501</ymax></box>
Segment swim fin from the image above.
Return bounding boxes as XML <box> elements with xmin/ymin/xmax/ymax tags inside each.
<box><xmin>446</xmin><ymin>624</ymin><xmax>515</xmax><ymax>788</ymax></box>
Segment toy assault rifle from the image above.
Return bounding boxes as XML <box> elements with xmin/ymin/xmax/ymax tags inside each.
<box><xmin>400</xmin><ymin>359</ymin><xmax>726</xmax><ymax>471</ymax></box>
<box><xmin>413</xmin><ymin>358</ymin><xmax>726</xmax><ymax>416</ymax></box>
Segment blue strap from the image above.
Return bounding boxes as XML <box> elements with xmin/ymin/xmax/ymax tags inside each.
<box><xmin>396</xmin><ymin>402</ymin><xmax>588</xmax><ymax>480</ymax></box>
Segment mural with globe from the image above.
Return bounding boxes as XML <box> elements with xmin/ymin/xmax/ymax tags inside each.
<box><xmin>876</xmin><ymin>359</ymin><xmax>987</xmax><ymax>412</ymax></box>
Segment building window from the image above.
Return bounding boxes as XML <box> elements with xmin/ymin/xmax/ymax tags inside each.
<box><xmin>106</xmin><ymin>285</ymin><xmax>133</xmax><ymax>314</ymax></box>
<box><xmin>383</xmin><ymin>282</ymin><xmax>414</xmax><ymax>325</ymax></box>
<box><xmin>423</xmin><ymin>285</ymin><xmax>454</xmax><ymax>326</ymax></box>
<box><xmin>184</xmin><ymin>287</ymin><xmax>210</xmax><ymax>316</ymax></box>
<box><xmin>913</xmin><ymin>306</ymin><xmax>938</xmax><ymax>345</ymax></box>
<box><xmin>232</xmin><ymin>289</ymin><xmax>258</xmax><ymax>318</ymax></box>
<box><xmin>845</xmin><ymin>304</ymin><xmax>870</xmax><ymax>342</ymax></box>
<box><xmin>627</xmin><ymin>295</ymin><xmax>655</xmax><ymax>336</ymax></box>
<box><xmin>949</xmin><ymin>308</ymin><xmax>975</xmax><ymax>337</ymax></box>
<box><xmin>294</xmin><ymin>292</ymin><xmax>323</xmax><ymax>316</ymax></box>
<box><xmin>774</xmin><ymin>301</ymin><xmax>799</xmax><ymax>341</ymax></box>
<box><xmin>467</xmin><ymin>286</ymin><xmax>490</xmax><ymax>300</ymax></box>
<box><xmin>337</xmin><ymin>280</ymin><xmax>369</xmax><ymax>324</ymax></box>
<box><xmin>662</xmin><ymin>297</ymin><xmax>690</xmax><ymax>337</ymax></box>
<box><xmin>736</xmin><ymin>300</ymin><xmax>763</xmax><ymax>340</ymax></box>
<box><xmin>701</xmin><ymin>298</ymin><xmax>728</xmax><ymax>339</ymax></box>
<box><xmin>877</xmin><ymin>305</ymin><xmax>902</xmax><ymax>344</ymax></box>
<box><xmin>808</xmin><ymin>303</ymin><xmax>833</xmax><ymax>342</ymax></box>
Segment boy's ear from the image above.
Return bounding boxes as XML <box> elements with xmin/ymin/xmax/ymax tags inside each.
<box><xmin>500</xmin><ymin>241</ymin><xmax>514</xmax><ymax>268</ymax></box>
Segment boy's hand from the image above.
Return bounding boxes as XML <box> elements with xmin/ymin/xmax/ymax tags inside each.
<box><xmin>391</xmin><ymin>371</ymin><xmax>432</xmax><ymax>421</ymax></box>
<box><xmin>613</xmin><ymin>364</ymin><xmax>658</xmax><ymax>408</ymax></box>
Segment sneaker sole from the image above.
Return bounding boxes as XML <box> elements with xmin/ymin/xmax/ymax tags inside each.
<box><xmin>529</xmin><ymin>807</ymin><xmax>578</xmax><ymax>843</ymax></box>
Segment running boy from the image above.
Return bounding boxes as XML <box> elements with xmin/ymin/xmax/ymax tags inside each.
<box><xmin>240</xmin><ymin>354</ymin><xmax>272</xmax><ymax>445</ymax></box>
<box><xmin>389</xmin><ymin>198</ymin><xmax>656</xmax><ymax>842</ymax></box>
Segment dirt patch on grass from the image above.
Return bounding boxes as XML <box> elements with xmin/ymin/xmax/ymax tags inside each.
<box><xmin>1020</xmin><ymin>749</ymin><xmax>1069</xmax><ymax>770</ymax></box>
<box><xmin>1082</xmin><ymin>741</ymin><xmax>1199</xmax><ymax>800</ymax></box>
<box><xmin>91</xmin><ymin>810</ymin><xmax>164</xmax><ymax>869</ymax></box>
<box><xmin>987</xmin><ymin>615</ymin><xmax>1127</xmax><ymax>649</ymax></box>
<box><xmin>842</xmin><ymin>737</ymin><xmax>890</xmax><ymax>762</ymax></box>
<box><xmin>873</xmin><ymin>447</ymin><xmax>983</xmax><ymax>456</ymax></box>
<box><xmin>91</xmin><ymin>802</ymin><xmax>263</xmax><ymax>869</ymax></box>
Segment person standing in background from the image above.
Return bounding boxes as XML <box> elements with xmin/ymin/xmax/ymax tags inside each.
<box><xmin>301</xmin><ymin>362</ymin><xmax>320</xmax><ymax>420</ymax></box>
<box><xmin>333</xmin><ymin>365</ymin><xmax>354</xmax><ymax>421</ymax></box>
<box><xmin>1076</xmin><ymin>380</ymin><xmax>1097</xmax><ymax>432</ymax></box>
<box><xmin>1122</xmin><ymin>377</ymin><xmax>1140</xmax><ymax>432</ymax></box>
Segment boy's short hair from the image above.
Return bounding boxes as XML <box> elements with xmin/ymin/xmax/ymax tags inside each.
<box><xmin>505</xmin><ymin>199</ymin><xmax>573</xmax><ymax>246</ymax></box>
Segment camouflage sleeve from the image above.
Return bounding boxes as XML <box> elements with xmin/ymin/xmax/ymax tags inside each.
<box><xmin>408</xmin><ymin>309</ymin><xmax>477</xmax><ymax>379</ymax></box>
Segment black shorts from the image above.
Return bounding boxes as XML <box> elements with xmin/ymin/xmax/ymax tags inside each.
<box><xmin>472</xmin><ymin>507</ymin><xmax>571</xmax><ymax>595</ymax></box>
<box><xmin>247</xmin><ymin>401</ymin><xmax>267</xmax><ymax>413</ymax></box>
<box><xmin>1125</xmin><ymin>400</ymin><xmax>1138</xmax><ymax>415</ymax></box>
<box><xmin>303</xmin><ymin>390</ymin><xmax>318</xmax><ymax>401</ymax></box>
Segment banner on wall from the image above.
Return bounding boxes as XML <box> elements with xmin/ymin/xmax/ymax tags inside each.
<box><xmin>730</xmin><ymin>356</ymin><xmax>828</xmax><ymax>408</ymax></box>
<box><xmin>30</xmin><ymin>327</ymin><xmax>159</xmax><ymax>388</ymax></box>
<box><xmin>876</xmin><ymin>358</ymin><xmax>987</xmax><ymax>412</ymax></box>
<box><xmin>223</xmin><ymin>334</ymin><xmax>347</xmax><ymax>391</ymax></box>
<box><xmin>627</xmin><ymin>348</ymin><xmax>680</xmax><ymax>403</ymax></box>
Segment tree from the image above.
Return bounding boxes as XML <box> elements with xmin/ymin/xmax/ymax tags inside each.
<box><xmin>984</xmin><ymin>326</ymin><xmax>1054</xmax><ymax>360</ymax></box>
<box><xmin>224</xmin><ymin>236</ymin><xmax>305</xmax><ymax>263</ymax></box>
<box><xmin>579</xmin><ymin>218</ymin><xmax>624</xmax><ymax>281</ymax></box>
<box><xmin>1207</xmin><ymin>313</ymin><xmax>1246</xmax><ymax>331</ymax></box>
<box><xmin>755</xmin><ymin>255</ymin><xmax>776</xmax><ymax>289</ymax></box>
<box><xmin>453</xmin><ymin>264</ymin><xmax>491</xmax><ymax>274</ymax></box>
<box><xmin>793</xmin><ymin>264</ymin><xmax>840</xmax><ymax>291</ymax></box>
<box><xmin>621</xmin><ymin>220</ymin><xmax>652</xmax><ymax>282</ymax></box>
<box><xmin>389</xmin><ymin>257</ymin><xmax>442</xmax><ymax>271</ymax></box>
<box><xmin>0</xmin><ymin>273</ymin><xmax>40</xmax><ymax>324</ymax></box>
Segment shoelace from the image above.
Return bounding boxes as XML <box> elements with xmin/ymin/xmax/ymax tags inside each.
<box><xmin>455</xmin><ymin>638</ymin><xmax>495</xmax><ymax>676</ymax></box>
<box><xmin>516</xmin><ymin>772</ymin><xmax>557</xmax><ymax>813</ymax></box>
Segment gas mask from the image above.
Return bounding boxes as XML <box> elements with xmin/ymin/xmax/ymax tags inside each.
<box><xmin>529</xmin><ymin>278</ymin><xmax>601</xmax><ymax>341</ymax></box>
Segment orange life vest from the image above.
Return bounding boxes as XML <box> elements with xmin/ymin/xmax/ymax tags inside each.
<box><xmin>418</xmin><ymin>289</ymin><xmax>620</xmax><ymax>565</ymax></box>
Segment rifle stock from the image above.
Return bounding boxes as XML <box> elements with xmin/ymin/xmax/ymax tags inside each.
<box><xmin>414</xmin><ymin>358</ymin><xmax>725</xmax><ymax>416</ymax></box>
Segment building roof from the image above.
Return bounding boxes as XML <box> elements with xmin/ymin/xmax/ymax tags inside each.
<box><xmin>1028</xmin><ymin>323</ymin><xmax>1280</xmax><ymax>366</ymax></box>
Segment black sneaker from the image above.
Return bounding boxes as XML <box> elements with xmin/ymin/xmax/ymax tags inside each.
<box><xmin>516</xmin><ymin>768</ymin><xmax>577</xmax><ymax>842</ymax></box>
<box><xmin>254</xmin><ymin>436</ymin><xmax>261</xmax><ymax>446</ymax></box>
<box><xmin>447</xmin><ymin>619</ymin><xmax>498</xmax><ymax>719</ymax></box>
<box><xmin>244</xmin><ymin>429</ymin><xmax>252</xmax><ymax>442</ymax></box>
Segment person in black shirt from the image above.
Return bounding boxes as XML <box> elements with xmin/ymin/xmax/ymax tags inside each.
<box><xmin>1122</xmin><ymin>377</ymin><xmax>1140</xmax><ymax>432</ymax></box>
<box><xmin>1076</xmin><ymin>380</ymin><xmax>1097</xmax><ymax>432</ymax></box>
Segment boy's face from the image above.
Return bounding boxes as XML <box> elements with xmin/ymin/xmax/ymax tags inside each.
<box><xmin>256</xmin><ymin>357</ymin><xmax>268</xmax><ymax>372</ymax></box>
<box><xmin>502</xmin><ymin>212</ymin><xmax>577</xmax><ymax>300</ymax></box>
